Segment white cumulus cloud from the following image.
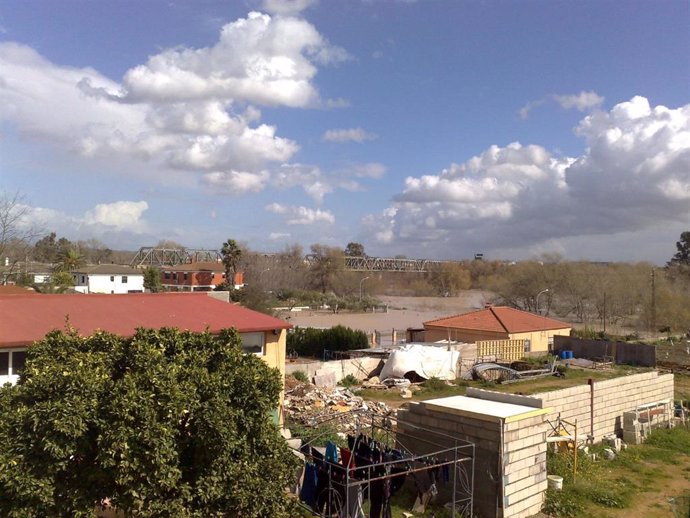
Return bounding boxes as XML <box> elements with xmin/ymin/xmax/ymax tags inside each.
<box><xmin>202</xmin><ymin>170</ymin><xmax>270</xmax><ymax>194</ymax></box>
<box><xmin>365</xmin><ymin>97</ymin><xmax>690</xmax><ymax>258</ymax></box>
<box><xmin>519</xmin><ymin>90</ymin><xmax>604</xmax><ymax>119</ymax></box>
<box><xmin>265</xmin><ymin>203</ymin><xmax>335</xmax><ymax>224</ymax></box>
<box><xmin>554</xmin><ymin>90</ymin><xmax>604</xmax><ymax>111</ymax></box>
<box><xmin>322</xmin><ymin>127</ymin><xmax>378</xmax><ymax>143</ymax></box>
<box><xmin>120</xmin><ymin>11</ymin><xmax>348</xmax><ymax>106</ymax></box>
<box><xmin>83</xmin><ymin>201</ymin><xmax>149</xmax><ymax>231</ymax></box>
<box><xmin>261</xmin><ymin>0</ymin><xmax>317</xmax><ymax>16</ymax></box>
<box><xmin>0</xmin><ymin>10</ymin><xmax>349</xmax><ymax>195</ymax></box>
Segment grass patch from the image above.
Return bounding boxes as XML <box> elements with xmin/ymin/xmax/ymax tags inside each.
<box><xmin>545</xmin><ymin>426</ymin><xmax>690</xmax><ymax>516</ymax></box>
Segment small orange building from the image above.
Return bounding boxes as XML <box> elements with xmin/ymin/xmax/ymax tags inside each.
<box><xmin>423</xmin><ymin>306</ymin><xmax>571</xmax><ymax>353</ymax></box>
<box><xmin>161</xmin><ymin>262</ymin><xmax>243</xmax><ymax>291</ymax></box>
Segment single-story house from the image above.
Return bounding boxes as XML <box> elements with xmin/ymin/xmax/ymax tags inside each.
<box><xmin>0</xmin><ymin>292</ymin><xmax>291</xmax><ymax>422</ymax></box>
<box><xmin>423</xmin><ymin>305</ymin><xmax>572</xmax><ymax>354</ymax></box>
<box><xmin>72</xmin><ymin>264</ymin><xmax>145</xmax><ymax>294</ymax></box>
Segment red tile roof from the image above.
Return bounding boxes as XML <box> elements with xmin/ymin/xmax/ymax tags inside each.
<box><xmin>0</xmin><ymin>293</ymin><xmax>291</xmax><ymax>348</ymax></box>
<box><xmin>424</xmin><ymin>306</ymin><xmax>571</xmax><ymax>334</ymax></box>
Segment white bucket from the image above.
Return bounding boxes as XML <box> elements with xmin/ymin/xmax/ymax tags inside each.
<box><xmin>547</xmin><ymin>475</ymin><xmax>563</xmax><ymax>491</ymax></box>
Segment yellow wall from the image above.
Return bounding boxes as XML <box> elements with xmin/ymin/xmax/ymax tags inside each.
<box><xmin>423</xmin><ymin>325</ymin><xmax>571</xmax><ymax>355</ymax></box>
<box><xmin>509</xmin><ymin>329</ymin><xmax>571</xmax><ymax>353</ymax></box>
<box><xmin>260</xmin><ymin>329</ymin><xmax>287</xmax><ymax>424</ymax></box>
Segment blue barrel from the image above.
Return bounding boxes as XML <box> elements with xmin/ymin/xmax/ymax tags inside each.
<box><xmin>559</xmin><ymin>350</ymin><xmax>568</xmax><ymax>359</ymax></box>
<box><xmin>565</xmin><ymin>351</ymin><xmax>574</xmax><ymax>359</ymax></box>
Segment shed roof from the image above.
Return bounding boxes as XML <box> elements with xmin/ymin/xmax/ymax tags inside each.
<box><xmin>422</xmin><ymin>395</ymin><xmax>549</xmax><ymax>423</ymax></box>
<box><xmin>0</xmin><ymin>292</ymin><xmax>290</xmax><ymax>348</ymax></box>
<box><xmin>424</xmin><ymin>306</ymin><xmax>571</xmax><ymax>333</ymax></box>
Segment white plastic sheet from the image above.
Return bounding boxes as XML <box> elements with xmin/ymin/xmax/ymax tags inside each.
<box><xmin>379</xmin><ymin>344</ymin><xmax>459</xmax><ymax>381</ymax></box>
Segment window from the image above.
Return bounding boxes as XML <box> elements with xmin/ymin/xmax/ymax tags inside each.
<box><xmin>122</xmin><ymin>276</ymin><xmax>128</xmax><ymax>283</ymax></box>
<box><xmin>183</xmin><ymin>273</ymin><xmax>188</xmax><ymax>281</ymax></box>
<box><xmin>0</xmin><ymin>351</ymin><xmax>26</xmax><ymax>377</ymax></box>
<box><xmin>524</xmin><ymin>339</ymin><xmax>531</xmax><ymax>353</ymax></box>
<box><xmin>81</xmin><ymin>275</ymin><xmax>86</xmax><ymax>283</ymax></box>
<box><xmin>110</xmin><ymin>276</ymin><xmax>115</xmax><ymax>282</ymax></box>
<box><xmin>12</xmin><ymin>351</ymin><xmax>26</xmax><ymax>374</ymax></box>
<box><xmin>241</xmin><ymin>332</ymin><xmax>265</xmax><ymax>356</ymax></box>
<box><xmin>164</xmin><ymin>272</ymin><xmax>170</xmax><ymax>280</ymax></box>
<box><xmin>0</xmin><ymin>352</ymin><xmax>8</xmax><ymax>376</ymax></box>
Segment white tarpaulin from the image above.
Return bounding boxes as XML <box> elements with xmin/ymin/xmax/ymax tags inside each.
<box><xmin>379</xmin><ymin>344</ymin><xmax>460</xmax><ymax>381</ymax></box>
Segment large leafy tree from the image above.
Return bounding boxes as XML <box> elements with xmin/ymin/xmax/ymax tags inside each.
<box><xmin>0</xmin><ymin>328</ymin><xmax>297</xmax><ymax>517</ymax></box>
<box><xmin>308</xmin><ymin>244</ymin><xmax>344</xmax><ymax>294</ymax></box>
<box><xmin>344</xmin><ymin>242</ymin><xmax>366</xmax><ymax>257</ymax></box>
<box><xmin>143</xmin><ymin>266</ymin><xmax>163</xmax><ymax>292</ymax></box>
<box><xmin>668</xmin><ymin>231</ymin><xmax>690</xmax><ymax>267</ymax></box>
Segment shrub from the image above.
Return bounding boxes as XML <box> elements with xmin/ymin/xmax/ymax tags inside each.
<box><xmin>423</xmin><ymin>377</ymin><xmax>448</xmax><ymax>392</ymax></box>
<box><xmin>287</xmin><ymin>325</ymin><xmax>369</xmax><ymax>359</ymax></box>
<box><xmin>292</xmin><ymin>370</ymin><xmax>309</xmax><ymax>383</ymax></box>
<box><xmin>339</xmin><ymin>374</ymin><xmax>359</xmax><ymax>388</ymax></box>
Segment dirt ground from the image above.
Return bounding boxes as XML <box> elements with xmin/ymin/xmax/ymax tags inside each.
<box><xmin>282</xmin><ymin>291</ymin><xmax>491</xmax><ymax>334</ymax></box>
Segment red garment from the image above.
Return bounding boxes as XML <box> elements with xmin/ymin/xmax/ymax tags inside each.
<box><xmin>340</xmin><ymin>447</ymin><xmax>355</xmax><ymax>468</ymax></box>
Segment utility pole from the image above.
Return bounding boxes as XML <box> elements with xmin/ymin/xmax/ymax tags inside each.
<box><xmin>602</xmin><ymin>291</ymin><xmax>606</xmax><ymax>335</ymax></box>
<box><xmin>650</xmin><ymin>269</ymin><xmax>656</xmax><ymax>333</ymax></box>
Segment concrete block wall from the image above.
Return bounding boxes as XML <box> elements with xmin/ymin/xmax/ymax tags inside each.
<box><xmin>469</xmin><ymin>371</ymin><xmax>674</xmax><ymax>442</ymax></box>
<box><xmin>285</xmin><ymin>357</ymin><xmax>382</xmax><ymax>384</ymax></box>
<box><xmin>502</xmin><ymin>415</ymin><xmax>548</xmax><ymax>518</ymax></box>
<box><xmin>397</xmin><ymin>403</ymin><xmax>501</xmax><ymax>518</ymax></box>
<box><xmin>397</xmin><ymin>402</ymin><xmax>548</xmax><ymax>518</ymax></box>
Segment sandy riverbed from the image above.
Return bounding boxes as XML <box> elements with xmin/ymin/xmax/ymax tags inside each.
<box><xmin>281</xmin><ymin>291</ymin><xmax>492</xmax><ymax>333</ymax></box>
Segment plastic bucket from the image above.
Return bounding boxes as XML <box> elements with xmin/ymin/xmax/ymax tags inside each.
<box><xmin>547</xmin><ymin>475</ymin><xmax>563</xmax><ymax>491</ymax></box>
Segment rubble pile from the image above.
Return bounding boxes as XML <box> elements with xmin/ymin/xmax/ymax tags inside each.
<box><xmin>284</xmin><ymin>382</ymin><xmax>394</xmax><ymax>432</ymax></box>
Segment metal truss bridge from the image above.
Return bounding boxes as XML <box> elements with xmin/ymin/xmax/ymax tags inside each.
<box><xmin>130</xmin><ymin>247</ymin><xmax>222</xmax><ymax>267</ymax></box>
<box><xmin>309</xmin><ymin>255</ymin><xmax>447</xmax><ymax>272</ymax></box>
<box><xmin>131</xmin><ymin>246</ymin><xmax>450</xmax><ymax>272</ymax></box>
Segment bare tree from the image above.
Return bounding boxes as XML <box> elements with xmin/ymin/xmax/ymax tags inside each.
<box><xmin>0</xmin><ymin>191</ymin><xmax>40</xmax><ymax>284</ymax></box>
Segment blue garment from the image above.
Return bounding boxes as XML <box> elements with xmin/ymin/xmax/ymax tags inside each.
<box><xmin>325</xmin><ymin>441</ymin><xmax>340</xmax><ymax>463</ymax></box>
<box><xmin>299</xmin><ymin>463</ymin><xmax>318</xmax><ymax>508</ymax></box>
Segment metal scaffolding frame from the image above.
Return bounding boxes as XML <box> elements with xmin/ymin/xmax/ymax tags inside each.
<box><xmin>290</xmin><ymin>410</ymin><xmax>475</xmax><ymax>517</ymax></box>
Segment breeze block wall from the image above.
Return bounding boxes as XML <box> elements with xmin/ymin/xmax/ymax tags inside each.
<box><xmin>397</xmin><ymin>400</ymin><xmax>548</xmax><ymax>518</ymax></box>
<box><xmin>467</xmin><ymin>371</ymin><xmax>674</xmax><ymax>442</ymax></box>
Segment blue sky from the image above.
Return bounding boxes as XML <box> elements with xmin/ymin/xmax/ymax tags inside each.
<box><xmin>1</xmin><ymin>0</ymin><xmax>688</xmax><ymax>263</ymax></box>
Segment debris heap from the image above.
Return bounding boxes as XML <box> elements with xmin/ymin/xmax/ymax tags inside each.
<box><xmin>284</xmin><ymin>382</ymin><xmax>394</xmax><ymax>432</ymax></box>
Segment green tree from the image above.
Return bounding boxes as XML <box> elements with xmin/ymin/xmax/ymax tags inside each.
<box><xmin>53</xmin><ymin>248</ymin><xmax>86</xmax><ymax>273</ymax></box>
<box><xmin>32</xmin><ymin>231</ymin><xmax>58</xmax><ymax>262</ymax></box>
<box><xmin>221</xmin><ymin>239</ymin><xmax>243</xmax><ymax>283</ymax></box>
<box><xmin>344</xmin><ymin>242</ymin><xmax>366</xmax><ymax>257</ymax></box>
<box><xmin>668</xmin><ymin>231</ymin><xmax>690</xmax><ymax>272</ymax></box>
<box><xmin>0</xmin><ymin>327</ymin><xmax>298</xmax><ymax>517</ymax></box>
<box><xmin>33</xmin><ymin>271</ymin><xmax>75</xmax><ymax>293</ymax></box>
<box><xmin>143</xmin><ymin>266</ymin><xmax>163</xmax><ymax>292</ymax></box>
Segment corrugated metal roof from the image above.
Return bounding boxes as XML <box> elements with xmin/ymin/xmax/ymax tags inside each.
<box><xmin>0</xmin><ymin>292</ymin><xmax>290</xmax><ymax>347</ymax></box>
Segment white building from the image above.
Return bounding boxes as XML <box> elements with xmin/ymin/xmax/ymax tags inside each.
<box><xmin>72</xmin><ymin>265</ymin><xmax>144</xmax><ymax>294</ymax></box>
